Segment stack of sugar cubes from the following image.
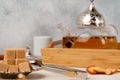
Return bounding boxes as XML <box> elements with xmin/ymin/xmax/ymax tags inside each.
<box><xmin>0</xmin><ymin>48</ymin><xmax>31</xmax><ymax>73</ymax></box>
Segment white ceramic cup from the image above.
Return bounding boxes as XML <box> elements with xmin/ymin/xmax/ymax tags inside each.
<box><xmin>33</xmin><ymin>36</ymin><xmax>52</xmax><ymax>57</ymax></box>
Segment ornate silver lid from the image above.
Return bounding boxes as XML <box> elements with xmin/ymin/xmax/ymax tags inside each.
<box><xmin>77</xmin><ymin>0</ymin><xmax>106</xmax><ymax>28</ymax></box>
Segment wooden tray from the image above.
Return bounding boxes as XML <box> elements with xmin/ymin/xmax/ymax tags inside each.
<box><xmin>41</xmin><ymin>41</ymin><xmax>120</xmax><ymax>68</ymax></box>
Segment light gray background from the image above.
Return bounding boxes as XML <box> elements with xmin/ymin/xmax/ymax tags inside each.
<box><xmin>0</xmin><ymin>0</ymin><xmax>120</xmax><ymax>54</ymax></box>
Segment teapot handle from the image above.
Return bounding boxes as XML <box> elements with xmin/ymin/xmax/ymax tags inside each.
<box><xmin>47</xmin><ymin>40</ymin><xmax>62</xmax><ymax>48</ymax></box>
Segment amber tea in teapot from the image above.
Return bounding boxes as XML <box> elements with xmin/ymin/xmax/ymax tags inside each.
<box><xmin>62</xmin><ymin>36</ymin><xmax>117</xmax><ymax>49</ymax></box>
<box><xmin>75</xmin><ymin>36</ymin><xmax>117</xmax><ymax>49</ymax></box>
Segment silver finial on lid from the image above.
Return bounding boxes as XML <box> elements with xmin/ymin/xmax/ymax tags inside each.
<box><xmin>77</xmin><ymin>0</ymin><xmax>105</xmax><ymax>28</ymax></box>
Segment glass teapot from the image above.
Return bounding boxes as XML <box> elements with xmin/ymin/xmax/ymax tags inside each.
<box><xmin>58</xmin><ymin>0</ymin><xmax>118</xmax><ymax>49</ymax></box>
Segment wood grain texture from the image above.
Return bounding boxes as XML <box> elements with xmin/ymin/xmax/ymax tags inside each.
<box><xmin>41</xmin><ymin>48</ymin><xmax>120</xmax><ymax>68</ymax></box>
<box><xmin>118</xmin><ymin>43</ymin><xmax>120</xmax><ymax>49</ymax></box>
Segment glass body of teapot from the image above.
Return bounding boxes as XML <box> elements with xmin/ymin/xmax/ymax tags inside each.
<box><xmin>60</xmin><ymin>24</ymin><xmax>118</xmax><ymax>49</ymax></box>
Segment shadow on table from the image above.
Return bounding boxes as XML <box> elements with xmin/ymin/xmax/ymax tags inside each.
<box><xmin>27</xmin><ymin>73</ymin><xmax>46</xmax><ymax>79</ymax></box>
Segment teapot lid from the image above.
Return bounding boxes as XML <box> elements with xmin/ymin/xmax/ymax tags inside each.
<box><xmin>77</xmin><ymin>0</ymin><xmax>106</xmax><ymax>28</ymax></box>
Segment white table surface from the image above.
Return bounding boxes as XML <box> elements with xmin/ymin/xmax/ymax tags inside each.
<box><xmin>27</xmin><ymin>67</ymin><xmax>120</xmax><ymax>80</ymax></box>
<box><xmin>26</xmin><ymin>68</ymin><xmax>87</xmax><ymax>80</ymax></box>
<box><xmin>26</xmin><ymin>70</ymin><xmax>120</xmax><ymax>80</ymax></box>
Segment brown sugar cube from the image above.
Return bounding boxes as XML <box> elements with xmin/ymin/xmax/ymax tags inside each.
<box><xmin>4</xmin><ymin>59</ymin><xmax>15</xmax><ymax>65</ymax></box>
<box><xmin>8</xmin><ymin>65</ymin><xmax>18</xmax><ymax>73</ymax></box>
<box><xmin>16</xmin><ymin>49</ymin><xmax>26</xmax><ymax>59</ymax></box>
<box><xmin>18</xmin><ymin>62</ymin><xmax>31</xmax><ymax>72</ymax></box>
<box><xmin>16</xmin><ymin>59</ymin><xmax>26</xmax><ymax>65</ymax></box>
<box><xmin>4</xmin><ymin>49</ymin><xmax>16</xmax><ymax>60</ymax></box>
<box><xmin>0</xmin><ymin>63</ymin><xmax>9</xmax><ymax>72</ymax></box>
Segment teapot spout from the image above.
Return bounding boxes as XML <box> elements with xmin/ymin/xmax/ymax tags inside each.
<box><xmin>57</xmin><ymin>23</ymin><xmax>71</xmax><ymax>37</ymax></box>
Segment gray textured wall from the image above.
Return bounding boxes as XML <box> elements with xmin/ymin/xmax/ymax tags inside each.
<box><xmin>0</xmin><ymin>0</ymin><xmax>120</xmax><ymax>54</ymax></box>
